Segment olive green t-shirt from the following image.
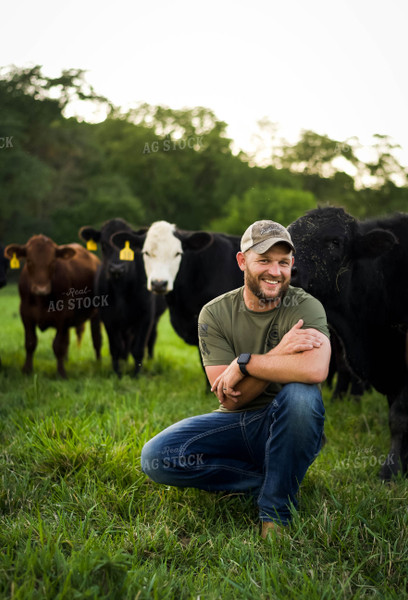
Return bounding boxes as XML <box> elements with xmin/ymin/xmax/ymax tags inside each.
<box><xmin>198</xmin><ymin>286</ymin><xmax>330</xmax><ymax>412</ymax></box>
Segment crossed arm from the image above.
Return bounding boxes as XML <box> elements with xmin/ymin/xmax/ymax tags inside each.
<box><xmin>205</xmin><ymin>319</ymin><xmax>331</xmax><ymax>411</ymax></box>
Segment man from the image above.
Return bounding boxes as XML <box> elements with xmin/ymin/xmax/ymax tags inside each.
<box><xmin>141</xmin><ymin>220</ymin><xmax>331</xmax><ymax>537</ymax></box>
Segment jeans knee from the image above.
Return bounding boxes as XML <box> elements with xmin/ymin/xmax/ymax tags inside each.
<box><xmin>141</xmin><ymin>438</ymin><xmax>164</xmax><ymax>481</ymax></box>
<box><xmin>280</xmin><ymin>383</ymin><xmax>325</xmax><ymax>428</ymax></box>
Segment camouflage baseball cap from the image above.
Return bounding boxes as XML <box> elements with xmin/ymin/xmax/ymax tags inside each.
<box><xmin>241</xmin><ymin>220</ymin><xmax>295</xmax><ymax>254</ymax></box>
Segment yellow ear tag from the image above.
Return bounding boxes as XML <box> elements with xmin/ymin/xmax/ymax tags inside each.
<box><xmin>10</xmin><ymin>253</ymin><xmax>20</xmax><ymax>269</ymax></box>
<box><xmin>119</xmin><ymin>241</ymin><xmax>134</xmax><ymax>261</ymax></box>
<box><xmin>87</xmin><ymin>239</ymin><xmax>97</xmax><ymax>251</ymax></box>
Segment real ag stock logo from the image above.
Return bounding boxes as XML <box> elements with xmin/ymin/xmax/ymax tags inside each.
<box><xmin>48</xmin><ymin>286</ymin><xmax>109</xmax><ymax>312</ymax></box>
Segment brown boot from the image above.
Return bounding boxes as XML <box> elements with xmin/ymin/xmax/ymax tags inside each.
<box><xmin>261</xmin><ymin>521</ymin><xmax>282</xmax><ymax>539</ymax></box>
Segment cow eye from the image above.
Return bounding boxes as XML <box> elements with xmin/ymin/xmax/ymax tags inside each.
<box><xmin>326</xmin><ymin>237</ymin><xmax>340</xmax><ymax>248</ymax></box>
<box><xmin>143</xmin><ymin>251</ymin><xmax>150</xmax><ymax>257</ymax></box>
<box><xmin>175</xmin><ymin>252</ymin><xmax>182</xmax><ymax>257</ymax></box>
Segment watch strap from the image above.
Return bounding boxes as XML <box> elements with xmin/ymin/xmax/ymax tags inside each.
<box><xmin>238</xmin><ymin>362</ymin><xmax>249</xmax><ymax>376</ymax></box>
<box><xmin>237</xmin><ymin>353</ymin><xmax>251</xmax><ymax>376</ymax></box>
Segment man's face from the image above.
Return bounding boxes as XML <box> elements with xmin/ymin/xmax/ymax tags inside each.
<box><xmin>237</xmin><ymin>243</ymin><xmax>294</xmax><ymax>310</ymax></box>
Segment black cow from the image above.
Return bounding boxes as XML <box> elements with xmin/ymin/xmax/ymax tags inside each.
<box><xmin>79</xmin><ymin>218</ymin><xmax>166</xmax><ymax>377</ymax></box>
<box><xmin>288</xmin><ymin>206</ymin><xmax>408</xmax><ymax>478</ymax></box>
<box><xmin>111</xmin><ymin>220</ymin><xmax>244</xmax><ymax>378</ymax></box>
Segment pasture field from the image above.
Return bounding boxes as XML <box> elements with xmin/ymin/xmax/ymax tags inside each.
<box><xmin>0</xmin><ymin>284</ymin><xmax>407</xmax><ymax>599</ymax></box>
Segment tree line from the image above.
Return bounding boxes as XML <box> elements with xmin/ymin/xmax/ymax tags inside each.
<box><xmin>1</xmin><ymin>65</ymin><xmax>407</xmax><ymax>245</ymax></box>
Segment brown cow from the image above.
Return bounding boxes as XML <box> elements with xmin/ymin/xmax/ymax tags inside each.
<box><xmin>4</xmin><ymin>235</ymin><xmax>102</xmax><ymax>377</ymax></box>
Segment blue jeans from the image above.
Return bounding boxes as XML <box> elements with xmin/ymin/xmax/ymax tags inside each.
<box><xmin>141</xmin><ymin>383</ymin><xmax>325</xmax><ymax>526</ymax></box>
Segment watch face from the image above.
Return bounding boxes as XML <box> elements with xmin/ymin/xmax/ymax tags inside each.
<box><xmin>238</xmin><ymin>353</ymin><xmax>251</xmax><ymax>365</ymax></box>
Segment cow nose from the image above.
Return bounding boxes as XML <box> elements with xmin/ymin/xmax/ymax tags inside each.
<box><xmin>290</xmin><ymin>266</ymin><xmax>300</xmax><ymax>286</ymax></box>
<box><xmin>32</xmin><ymin>284</ymin><xmax>51</xmax><ymax>295</ymax></box>
<box><xmin>290</xmin><ymin>267</ymin><xmax>308</xmax><ymax>289</ymax></box>
<box><xmin>109</xmin><ymin>263</ymin><xmax>126</xmax><ymax>278</ymax></box>
<box><xmin>151</xmin><ymin>279</ymin><xmax>168</xmax><ymax>294</ymax></box>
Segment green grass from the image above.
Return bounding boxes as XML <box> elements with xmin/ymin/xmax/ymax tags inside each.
<box><xmin>0</xmin><ymin>283</ymin><xmax>407</xmax><ymax>599</ymax></box>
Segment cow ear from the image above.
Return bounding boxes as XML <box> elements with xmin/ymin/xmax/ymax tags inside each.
<box><xmin>110</xmin><ymin>230</ymin><xmax>146</xmax><ymax>251</ymax></box>
<box><xmin>175</xmin><ymin>230</ymin><xmax>214</xmax><ymax>252</ymax></box>
<box><xmin>56</xmin><ymin>246</ymin><xmax>76</xmax><ymax>260</ymax></box>
<box><xmin>4</xmin><ymin>244</ymin><xmax>26</xmax><ymax>259</ymax></box>
<box><xmin>133</xmin><ymin>227</ymin><xmax>149</xmax><ymax>236</ymax></box>
<box><xmin>353</xmin><ymin>229</ymin><xmax>397</xmax><ymax>259</ymax></box>
<box><xmin>78</xmin><ymin>226</ymin><xmax>101</xmax><ymax>243</ymax></box>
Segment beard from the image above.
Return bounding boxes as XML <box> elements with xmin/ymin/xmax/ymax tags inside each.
<box><xmin>245</xmin><ymin>270</ymin><xmax>290</xmax><ymax>305</ymax></box>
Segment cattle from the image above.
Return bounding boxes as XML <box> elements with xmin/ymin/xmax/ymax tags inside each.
<box><xmin>288</xmin><ymin>206</ymin><xmax>408</xmax><ymax>479</ymax></box>
<box><xmin>4</xmin><ymin>235</ymin><xmax>102</xmax><ymax>378</ymax></box>
<box><xmin>111</xmin><ymin>221</ymin><xmax>244</xmax><ymax>378</ymax></box>
<box><xmin>79</xmin><ymin>218</ymin><xmax>166</xmax><ymax>377</ymax></box>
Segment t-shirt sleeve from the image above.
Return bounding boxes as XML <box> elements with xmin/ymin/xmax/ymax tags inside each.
<box><xmin>198</xmin><ymin>304</ymin><xmax>236</xmax><ymax>367</ymax></box>
<box><xmin>296</xmin><ymin>296</ymin><xmax>330</xmax><ymax>339</ymax></box>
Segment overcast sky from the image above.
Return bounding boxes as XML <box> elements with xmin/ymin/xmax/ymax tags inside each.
<box><xmin>2</xmin><ymin>0</ymin><xmax>408</xmax><ymax>165</ymax></box>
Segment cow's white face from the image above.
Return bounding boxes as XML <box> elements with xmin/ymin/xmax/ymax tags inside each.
<box><xmin>142</xmin><ymin>221</ymin><xmax>183</xmax><ymax>293</ymax></box>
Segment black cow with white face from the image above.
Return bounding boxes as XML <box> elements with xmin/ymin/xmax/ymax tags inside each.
<box><xmin>79</xmin><ymin>218</ymin><xmax>166</xmax><ymax>377</ymax></box>
<box><xmin>289</xmin><ymin>206</ymin><xmax>408</xmax><ymax>479</ymax></box>
<box><xmin>111</xmin><ymin>221</ymin><xmax>244</xmax><ymax>379</ymax></box>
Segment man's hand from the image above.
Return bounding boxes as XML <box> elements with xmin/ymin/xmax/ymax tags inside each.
<box><xmin>210</xmin><ymin>359</ymin><xmax>244</xmax><ymax>405</ymax></box>
<box><xmin>270</xmin><ymin>319</ymin><xmax>322</xmax><ymax>356</ymax></box>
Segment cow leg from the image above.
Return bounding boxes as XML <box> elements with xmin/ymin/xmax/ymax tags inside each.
<box><xmin>111</xmin><ymin>354</ymin><xmax>122</xmax><ymax>377</ymax></box>
<box><xmin>380</xmin><ymin>388</ymin><xmax>408</xmax><ymax>479</ymax></box>
<box><xmin>130</xmin><ymin>317</ymin><xmax>153</xmax><ymax>377</ymax></box>
<box><xmin>329</xmin><ymin>332</ymin><xmax>350</xmax><ymax>400</ymax></box>
<box><xmin>121</xmin><ymin>332</ymin><xmax>131</xmax><ymax>360</ymax></box>
<box><xmin>129</xmin><ymin>305</ymin><xmax>157</xmax><ymax>377</ymax></box>
<box><xmin>103</xmin><ymin>323</ymin><xmax>123</xmax><ymax>377</ymax></box>
<box><xmin>330</xmin><ymin>336</ymin><xmax>364</xmax><ymax>401</ymax></box>
<box><xmin>75</xmin><ymin>323</ymin><xmax>85</xmax><ymax>346</ymax></box>
<box><xmin>147</xmin><ymin>295</ymin><xmax>164</xmax><ymax>358</ymax></box>
<box><xmin>22</xmin><ymin>317</ymin><xmax>37</xmax><ymax>374</ymax></box>
<box><xmin>90</xmin><ymin>313</ymin><xmax>102</xmax><ymax>360</ymax></box>
<box><xmin>349</xmin><ymin>375</ymin><xmax>368</xmax><ymax>399</ymax></box>
<box><xmin>332</xmin><ymin>368</ymin><xmax>351</xmax><ymax>400</ymax></box>
<box><xmin>147</xmin><ymin>321</ymin><xmax>158</xmax><ymax>358</ymax></box>
<box><xmin>331</xmin><ymin>362</ymin><xmax>365</xmax><ymax>402</ymax></box>
<box><xmin>53</xmin><ymin>328</ymin><xmax>70</xmax><ymax>378</ymax></box>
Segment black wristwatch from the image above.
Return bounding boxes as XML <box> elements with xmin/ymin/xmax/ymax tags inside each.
<box><xmin>237</xmin><ymin>353</ymin><xmax>252</xmax><ymax>376</ymax></box>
